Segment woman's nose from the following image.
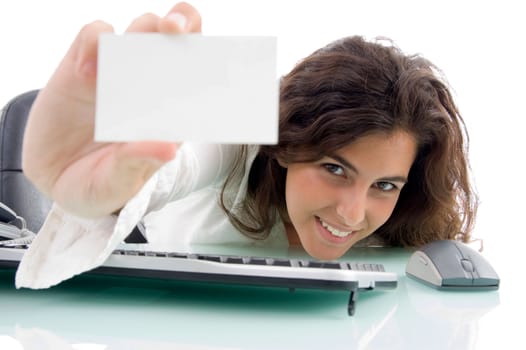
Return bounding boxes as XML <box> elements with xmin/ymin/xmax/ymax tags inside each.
<box><xmin>335</xmin><ymin>187</ymin><xmax>367</xmax><ymax>227</ymax></box>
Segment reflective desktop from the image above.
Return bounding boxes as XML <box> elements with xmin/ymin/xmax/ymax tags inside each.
<box><xmin>1</xmin><ymin>243</ymin><xmax>515</xmax><ymax>350</ymax></box>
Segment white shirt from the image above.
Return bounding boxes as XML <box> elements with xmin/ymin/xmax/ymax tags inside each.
<box><xmin>15</xmin><ymin>143</ymin><xmax>289</xmax><ymax>289</ymax></box>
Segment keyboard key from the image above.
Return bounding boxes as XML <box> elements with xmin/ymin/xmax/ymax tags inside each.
<box><xmin>197</xmin><ymin>255</ymin><xmax>221</xmax><ymax>262</ymax></box>
<box><xmin>225</xmin><ymin>256</ymin><xmax>244</xmax><ymax>264</ymax></box>
<box><xmin>300</xmin><ymin>261</ymin><xmax>342</xmax><ymax>269</ymax></box>
<box><xmin>320</xmin><ymin>262</ymin><xmax>342</xmax><ymax>269</ymax></box>
<box><xmin>303</xmin><ymin>261</ymin><xmax>322</xmax><ymax>268</ymax></box>
<box><xmin>269</xmin><ymin>258</ymin><xmax>292</xmax><ymax>267</ymax></box>
<box><xmin>167</xmin><ymin>252</ymin><xmax>188</xmax><ymax>259</ymax></box>
<box><xmin>248</xmin><ymin>257</ymin><xmax>267</xmax><ymax>265</ymax></box>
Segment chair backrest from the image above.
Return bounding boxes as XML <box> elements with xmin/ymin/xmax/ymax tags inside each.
<box><xmin>0</xmin><ymin>90</ymin><xmax>52</xmax><ymax>232</ymax></box>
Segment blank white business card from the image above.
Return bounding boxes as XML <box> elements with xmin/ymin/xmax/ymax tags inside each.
<box><xmin>95</xmin><ymin>33</ymin><xmax>278</xmax><ymax>144</ymax></box>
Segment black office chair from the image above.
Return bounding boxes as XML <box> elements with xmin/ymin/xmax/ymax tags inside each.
<box><xmin>0</xmin><ymin>90</ymin><xmax>146</xmax><ymax>242</ymax></box>
<box><xmin>0</xmin><ymin>90</ymin><xmax>51</xmax><ymax>232</ymax></box>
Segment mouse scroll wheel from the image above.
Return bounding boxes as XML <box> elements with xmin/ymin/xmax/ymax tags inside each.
<box><xmin>460</xmin><ymin>259</ymin><xmax>475</xmax><ymax>272</ymax></box>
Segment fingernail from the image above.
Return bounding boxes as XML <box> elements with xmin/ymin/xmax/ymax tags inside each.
<box><xmin>166</xmin><ymin>12</ymin><xmax>187</xmax><ymax>31</ymax></box>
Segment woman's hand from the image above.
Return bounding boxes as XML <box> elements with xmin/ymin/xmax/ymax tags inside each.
<box><xmin>22</xmin><ymin>2</ymin><xmax>202</xmax><ymax>218</ymax></box>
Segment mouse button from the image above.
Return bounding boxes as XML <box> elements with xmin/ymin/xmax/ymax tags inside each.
<box><xmin>455</xmin><ymin>243</ymin><xmax>499</xmax><ymax>274</ymax></box>
<box><xmin>421</xmin><ymin>241</ymin><xmax>474</xmax><ymax>287</ymax></box>
<box><xmin>422</xmin><ymin>241</ymin><xmax>467</xmax><ymax>274</ymax></box>
<box><xmin>464</xmin><ymin>252</ymin><xmax>500</xmax><ymax>287</ymax></box>
<box><xmin>421</xmin><ymin>240</ymin><xmax>461</xmax><ymax>261</ymax></box>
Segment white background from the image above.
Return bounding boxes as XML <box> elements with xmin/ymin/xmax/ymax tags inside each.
<box><xmin>1</xmin><ymin>0</ymin><xmax>525</xmax><ymax>348</ymax></box>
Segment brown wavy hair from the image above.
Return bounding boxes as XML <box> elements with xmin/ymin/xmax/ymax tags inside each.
<box><xmin>221</xmin><ymin>36</ymin><xmax>478</xmax><ymax>247</ymax></box>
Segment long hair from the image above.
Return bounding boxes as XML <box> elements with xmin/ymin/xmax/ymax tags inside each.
<box><xmin>221</xmin><ymin>36</ymin><xmax>478</xmax><ymax>247</ymax></box>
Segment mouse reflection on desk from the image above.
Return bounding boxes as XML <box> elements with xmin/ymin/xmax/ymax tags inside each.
<box><xmin>406</xmin><ymin>240</ymin><xmax>500</xmax><ymax>290</ymax></box>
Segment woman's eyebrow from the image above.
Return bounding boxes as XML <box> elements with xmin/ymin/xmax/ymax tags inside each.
<box><xmin>378</xmin><ymin>176</ymin><xmax>408</xmax><ymax>184</ymax></box>
<box><xmin>327</xmin><ymin>154</ymin><xmax>408</xmax><ymax>184</ymax></box>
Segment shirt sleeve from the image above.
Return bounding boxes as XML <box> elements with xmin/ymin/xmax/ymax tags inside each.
<box><xmin>15</xmin><ymin>143</ymin><xmax>242</xmax><ymax>289</ymax></box>
<box><xmin>146</xmin><ymin>143</ymin><xmax>242</xmax><ymax>212</ymax></box>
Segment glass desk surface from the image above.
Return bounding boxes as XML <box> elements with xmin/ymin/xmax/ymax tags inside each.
<box><xmin>0</xmin><ymin>245</ymin><xmax>519</xmax><ymax>350</ymax></box>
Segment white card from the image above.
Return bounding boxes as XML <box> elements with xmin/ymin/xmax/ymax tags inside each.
<box><xmin>95</xmin><ymin>33</ymin><xmax>278</xmax><ymax>144</ymax></box>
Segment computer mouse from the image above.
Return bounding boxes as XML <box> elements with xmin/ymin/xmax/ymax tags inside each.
<box><xmin>405</xmin><ymin>240</ymin><xmax>499</xmax><ymax>290</ymax></box>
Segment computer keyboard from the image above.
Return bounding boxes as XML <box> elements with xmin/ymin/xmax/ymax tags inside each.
<box><xmin>0</xmin><ymin>246</ymin><xmax>398</xmax><ymax>316</ymax></box>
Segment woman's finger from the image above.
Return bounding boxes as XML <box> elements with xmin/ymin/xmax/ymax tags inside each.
<box><xmin>74</xmin><ymin>20</ymin><xmax>115</xmax><ymax>81</ymax></box>
<box><xmin>159</xmin><ymin>2</ymin><xmax>202</xmax><ymax>33</ymax></box>
<box><xmin>126</xmin><ymin>12</ymin><xmax>161</xmax><ymax>33</ymax></box>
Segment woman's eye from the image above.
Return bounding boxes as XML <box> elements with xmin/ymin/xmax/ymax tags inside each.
<box><xmin>323</xmin><ymin>163</ymin><xmax>345</xmax><ymax>176</ymax></box>
<box><xmin>374</xmin><ymin>181</ymin><xmax>397</xmax><ymax>192</ymax></box>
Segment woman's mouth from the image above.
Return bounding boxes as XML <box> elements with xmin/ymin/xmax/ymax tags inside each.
<box><xmin>316</xmin><ymin>217</ymin><xmax>356</xmax><ymax>243</ymax></box>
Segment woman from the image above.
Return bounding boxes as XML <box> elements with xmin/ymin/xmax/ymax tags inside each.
<box><xmin>16</xmin><ymin>2</ymin><xmax>477</xmax><ymax>288</ymax></box>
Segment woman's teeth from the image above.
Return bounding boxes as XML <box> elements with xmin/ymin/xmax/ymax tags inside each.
<box><xmin>320</xmin><ymin>219</ymin><xmax>353</xmax><ymax>237</ymax></box>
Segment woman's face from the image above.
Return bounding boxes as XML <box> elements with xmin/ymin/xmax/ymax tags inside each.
<box><xmin>282</xmin><ymin>131</ymin><xmax>417</xmax><ymax>260</ymax></box>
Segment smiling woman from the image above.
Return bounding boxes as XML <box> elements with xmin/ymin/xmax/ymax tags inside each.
<box><xmin>225</xmin><ymin>36</ymin><xmax>477</xmax><ymax>257</ymax></box>
<box><xmin>14</xmin><ymin>3</ymin><xmax>477</xmax><ymax>289</ymax></box>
